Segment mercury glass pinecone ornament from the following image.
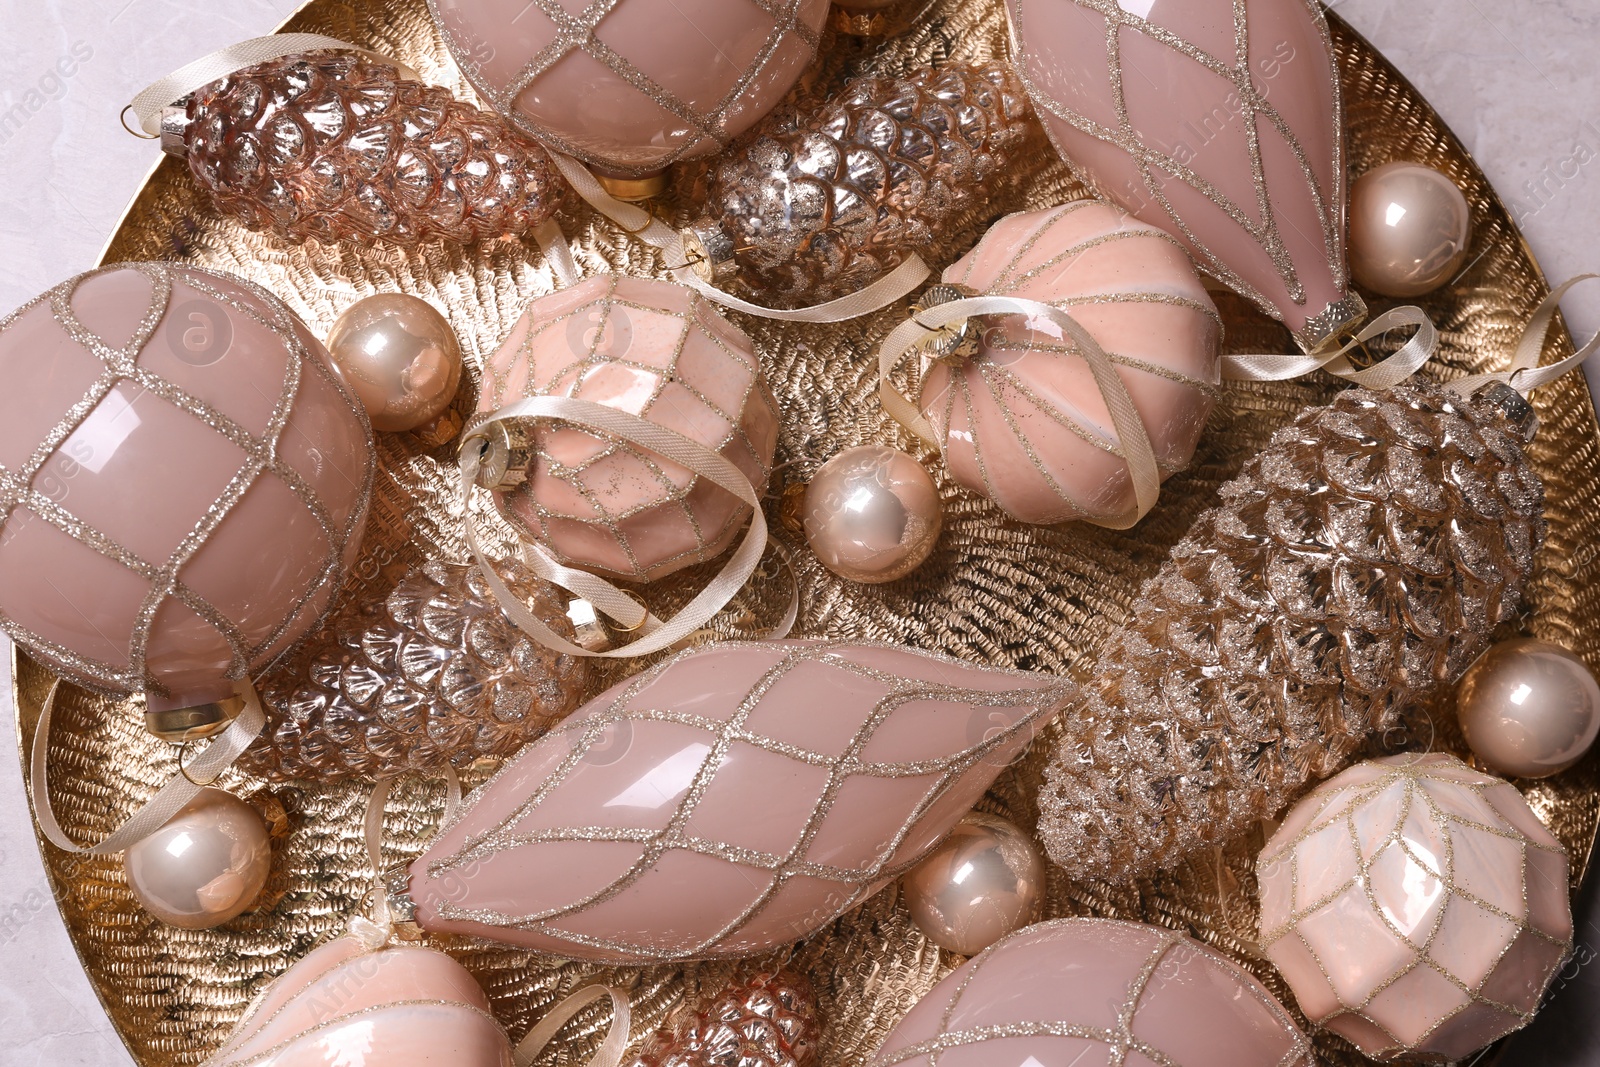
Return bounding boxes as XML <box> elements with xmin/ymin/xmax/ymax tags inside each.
<box><xmin>240</xmin><ymin>558</ymin><xmax>589</xmax><ymax>782</ymax></box>
<box><xmin>1037</xmin><ymin>380</ymin><xmax>1546</xmax><ymax>884</ymax></box>
<box><xmin>681</xmin><ymin>62</ymin><xmax>1034</xmax><ymax>305</ymax></box>
<box><xmin>628</xmin><ymin>970</ymin><xmax>819</xmax><ymax>1067</ymax></box>
<box><xmin>168</xmin><ymin>52</ymin><xmax>565</xmax><ymax>246</ymax></box>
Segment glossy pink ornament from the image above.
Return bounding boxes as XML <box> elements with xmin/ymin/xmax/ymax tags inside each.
<box><xmin>922</xmin><ymin>202</ymin><xmax>1220</xmax><ymax>525</ymax></box>
<box><xmin>1257</xmin><ymin>754</ymin><xmax>1573</xmax><ymax>1060</ymax></box>
<box><xmin>476</xmin><ymin>274</ymin><xmax>778</xmax><ymax>583</ymax></box>
<box><xmin>203</xmin><ymin>935</ymin><xmax>513</xmax><ymax>1067</ymax></box>
<box><xmin>123</xmin><ymin>788</ymin><xmax>271</xmax><ymax>930</ymax></box>
<box><xmin>409</xmin><ymin>639</ymin><xmax>1069</xmax><ymax>963</ymax></box>
<box><xmin>1005</xmin><ymin>0</ymin><xmax>1363</xmax><ymax>352</ymax></box>
<box><xmin>0</xmin><ymin>264</ymin><xmax>373</xmax><ymax>719</ymax></box>
<box><xmin>428</xmin><ymin>0</ymin><xmax>830</xmax><ymax>180</ymax></box>
<box><xmin>871</xmin><ymin>918</ymin><xmax>1314</xmax><ymax>1067</ymax></box>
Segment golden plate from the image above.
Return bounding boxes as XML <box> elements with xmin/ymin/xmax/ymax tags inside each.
<box><xmin>15</xmin><ymin>0</ymin><xmax>1600</xmax><ymax>1064</ymax></box>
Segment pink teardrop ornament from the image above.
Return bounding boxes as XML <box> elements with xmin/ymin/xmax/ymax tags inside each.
<box><xmin>1005</xmin><ymin>0</ymin><xmax>1364</xmax><ymax>351</ymax></box>
<box><xmin>409</xmin><ymin>639</ymin><xmax>1069</xmax><ymax>963</ymax></box>
<box><xmin>203</xmin><ymin>935</ymin><xmax>512</xmax><ymax>1067</ymax></box>
<box><xmin>922</xmin><ymin>202</ymin><xmax>1221</xmax><ymax>525</ymax></box>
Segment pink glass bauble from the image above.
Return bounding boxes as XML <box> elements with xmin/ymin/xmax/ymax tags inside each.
<box><xmin>804</xmin><ymin>445</ymin><xmax>942</xmax><ymax>583</ymax></box>
<box><xmin>410</xmin><ymin>639</ymin><xmax>1069</xmax><ymax>963</ymax></box>
<box><xmin>1005</xmin><ymin>0</ymin><xmax>1362</xmax><ymax>352</ymax></box>
<box><xmin>1257</xmin><ymin>754</ymin><xmax>1573</xmax><ymax>1060</ymax></box>
<box><xmin>0</xmin><ymin>264</ymin><xmax>373</xmax><ymax>714</ymax></box>
<box><xmin>1349</xmin><ymin>161</ymin><xmax>1473</xmax><ymax>298</ymax></box>
<box><xmin>203</xmin><ymin>935</ymin><xmax>513</xmax><ymax>1067</ymax></box>
<box><xmin>900</xmin><ymin>811</ymin><xmax>1044</xmax><ymax>956</ymax></box>
<box><xmin>428</xmin><ymin>0</ymin><xmax>830</xmax><ymax>179</ymax></box>
<box><xmin>922</xmin><ymin>202</ymin><xmax>1220</xmax><ymax>525</ymax></box>
<box><xmin>871</xmin><ymin>918</ymin><xmax>1313</xmax><ymax>1067</ymax></box>
<box><xmin>1456</xmin><ymin>638</ymin><xmax>1600</xmax><ymax>779</ymax></box>
<box><xmin>477</xmin><ymin>274</ymin><xmax>778</xmax><ymax>583</ymax></box>
<box><xmin>123</xmin><ymin>788</ymin><xmax>271</xmax><ymax>930</ymax></box>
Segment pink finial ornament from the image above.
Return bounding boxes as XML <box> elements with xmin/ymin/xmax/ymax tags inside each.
<box><xmin>871</xmin><ymin>918</ymin><xmax>1314</xmax><ymax>1067</ymax></box>
<box><xmin>922</xmin><ymin>202</ymin><xmax>1220</xmax><ymax>525</ymax></box>
<box><xmin>201</xmin><ymin>935</ymin><xmax>513</xmax><ymax>1066</ymax></box>
<box><xmin>0</xmin><ymin>264</ymin><xmax>373</xmax><ymax>717</ymax></box>
<box><xmin>1004</xmin><ymin>0</ymin><xmax>1363</xmax><ymax>352</ymax></box>
<box><xmin>410</xmin><ymin>639</ymin><xmax>1068</xmax><ymax>963</ymax></box>
<box><xmin>428</xmin><ymin>0</ymin><xmax>830</xmax><ymax>180</ymax></box>
<box><xmin>477</xmin><ymin>274</ymin><xmax>778</xmax><ymax>583</ymax></box>
<box><xmin>1257</xmin><ymin>754</ymin><xmax>1573</xmax><ymax>1060</ymax></box>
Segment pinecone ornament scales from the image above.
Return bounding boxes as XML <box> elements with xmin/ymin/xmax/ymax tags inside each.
<box><xmin>241</xmin><ymin>558</ymin><xmax>589</xmax><ymax>782</ymax></box>
<box><xmin>683</xmin><ymin>62</ymin><xmax>1035</xmax><ymax>305</ymax></box>
<box><xmin>1037</xmin><ymin>381</ymin><xmax>1546</xmax><ymax>884</ymax></box>
<box><xmin>174</xmin><ymin>53</ymin><xmax>565</xmax><ymax>247</ymax></box>
<box><xmin>628</xmin><ymin>970</ymin><xmax>819</xmax><ymax>1067</ymax></box>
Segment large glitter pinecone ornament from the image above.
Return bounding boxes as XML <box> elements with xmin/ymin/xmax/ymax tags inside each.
<box><xmin>1037</xmin><ymin>380</ymin><xmax>1546</xmax><ymax>884</ymax></box>
<box><xmin>240</xmin><ymin>558</ymin><xmax>589</xmax><ymax>782</ymax></box>
<box><xmin>681</xmin><ymin>62</ymin><xmax>1034</xmax><ymax>305</ymax></box>
<box><xmin>628</xmin><ymin>970</ymin><xmax>819</xmax><ymax>1067</ymax></box>
<box><xmin>169</xmin><ymin>52</ymin><xmax>565</xmax><ymax>247</ymax></box>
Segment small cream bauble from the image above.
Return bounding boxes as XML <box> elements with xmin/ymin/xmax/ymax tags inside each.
<box><xmin>326</xmin><ymin>294</ymin><xmax>464</xmax><ymax>434</ymax></box>
<box><xmin>1457</xmin><ymin>637</ymin><xmax>1600</xmax><ymax>778</ymax></box>
<box><xmin>1349</xmin><ymin>161</ymin><xmax>1472</xmax><ymax>297</ymax></box>
<box><xmin>123</xmin><ymin>788</ymin><xmax>271</xmax><ymax>929</ymax></box>
<box><xmin>803</xmin><ymin>446</ymin><xmax>942</xmax><ymax>584</ymax></box>
<box><xmin>901</xmin><ymin>811</ymin><xmax>1044</xmax><ymax>955</ymax></box>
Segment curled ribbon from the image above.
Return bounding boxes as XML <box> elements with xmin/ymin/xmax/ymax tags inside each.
<box><xmin>460</xmin><ymin>395</ymin><xmax>795</xmax><ymax>658</ymax></box>
<box><xmin>356</xmin><ymin>768</ymin><xmax>461</xmax><ymax>946</ymax></box>
<box><xmin>29</xmin><ymin>679</ymin><xmax>266</xmax><ymax>855</ymax></box>
<box><xmin>1449</xmin><ymin>273</ymin><xmax>1600</xmax><ymax>398</ymax></box>
<box><xmin>513</xmin><ymin>984</ymin><xmax>633</xmax><ymax>1067</ymax></box>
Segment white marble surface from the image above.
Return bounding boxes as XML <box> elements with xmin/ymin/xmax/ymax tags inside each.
<box><xmin>0</xmin><ymin>2</ymin><xmax>1596</xmax><ymax>1064</ymax></box>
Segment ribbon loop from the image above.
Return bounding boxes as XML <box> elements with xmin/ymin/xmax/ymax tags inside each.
<box><xmin>547</xmin><ymin>152</ymin><xmax>930</xmax><ymax>324</ymax></box>
<box><xmin>30</xmin><ymin>679</ymin><xmax>267</xmax><ymax>855</ymax></box>
<box><xmin>129</xmin><ymin>34</ymin><xmax>413</xmax><ymax>137</ymax></box>
<box><xmin>1449</xmin><ymin>273</ymin><xmax>1600</xmax><ymax>399</ymax></box>
<box><xmin>514</xmin><ymin>985</ymin><xmax>633</xmax><ymax>1067</ymax></box>
<box><xmin>1221</xmin><ymin>304</ymin><xmax>1437</xmax><ymax>388</ymax></box>
<box><xmin>461</xmin><ymin>397</ymin><xmax>794</xmax><ymax>658</ymax></box>
<box><xmin>361</xmin><ymin>767</ymin><xmax>460</xmax><ymax>944</ymax></box>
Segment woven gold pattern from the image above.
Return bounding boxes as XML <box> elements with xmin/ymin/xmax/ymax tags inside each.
<box><xmin>12</xmin><ymin>1</ymin><xmax>1600</xmax><ymax>1065</ymax></box>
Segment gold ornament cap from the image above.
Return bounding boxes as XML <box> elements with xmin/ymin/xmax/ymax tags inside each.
<box><xmin>910</xmin><ymin>282</ymin><xmax>982</xmax><ymax>364</ymax></box>
<box><xmin>680</xmin><ymin>224</ymin><xmax>739</xmax><ymax>286</ymax></box>
<box><xmin>594</xmin><ymin>171</ymin><xmax>668</xmax><ymax>202</ymax></box>
<box><xmin>1473</xmin><ymin>380</ymin><xmax>1539</xmax><ymax>441</ymax></box>
<box><xmin>1295</xmin><ymin>292</ymin><xmax>1369</xmax><ymax>354</ymax></box>
<box><xmin>462</xmin><ymin>418</ymin><xmax>535</xmax><ymax>492</ymax></box>
<box><xmin>144</xmin><ymin>694</ymin><xmax>245</xmax><ymax>743</ymax></box>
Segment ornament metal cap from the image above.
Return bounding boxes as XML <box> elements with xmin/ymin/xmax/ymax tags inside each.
<box><xmin>159</xmin><ymin>105</ymin><xmax>190</xmax><ymax>158</ymax></box>
<box><xmin>595</xmin><ymin>171</ymin><xmax>668</xmax><ymax>202</ymax></box>
<box><xmin>1294</xmin><ymin>292</ymin><xmax>1368</xmax><ymax>354</ymax></box>
<box><xmin>144</xmin><ymin>693</ymin><xmax>246</xmax><ymax>743</ymax></box>
<box><xmin>910</xmin><ymin>282</ymin><xmax>982</xmax><ymax>364</ymax></box>
<box><xmin>461</xmin><ymin>418</ymin><xmax>534</xmax><ymax>492</ymax></box>
<box><xmin>1473</xmin><ymin>379</ymin><xmax>1539</xmax><ymax>441</ymax></box>
<box><xmin>680</xmin><ymin>224</ymin><xmax>739</xmax><ymax>285</ymax></box>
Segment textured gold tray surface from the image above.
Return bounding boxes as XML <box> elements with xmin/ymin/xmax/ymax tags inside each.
<box><xmin>16</xmin><ymin>0</ymin><xmax>1600</xmax><ymax>1064</ymax></box>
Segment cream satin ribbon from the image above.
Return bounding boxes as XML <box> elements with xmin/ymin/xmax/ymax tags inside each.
<box><xmin>1221</xmin><ymin>304</ymin><xmax>1439</xmax><ymax>389</ymax></box>
<box><xmin>29</xmin><ymin>679</ymin><xmax>266</xmax><ymax>855</ymax></box>
<box><xmin>354</xmin><ymin>768</ymin><xmax>461</xmax><ymax>947</ymax></box>
<box><xmin>461</xmin><ymin>396</ymin><xmax>793</xmax><ymax>658</ymax></box>
<box><xmin>128</xmin><ymin>33</ymin><xmax>417</xmax><ymax>137</ymax></box>
<box><xmin>546</xmin><ymin>151</ymin><xmax>931</xmax><ymax>323</ymax></box>
<box><xmin>513</xmin><ymin>985</ymin><xmax>633</xmax><ymax>1067</ymax></box>
<box><xmin>1449</xmin><ymin>274</ymin><xmax>1600</xmax><ymax>398</ymax></box>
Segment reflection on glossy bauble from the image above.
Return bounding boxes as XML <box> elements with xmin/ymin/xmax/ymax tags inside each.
<box><xmin>804</xmin><ymin>446</ymin><xmax>941</xmax><ymax>584</ymax></box>
<box><xmin>1457</xmin><ymin>638</ymin><xmax>1600</xmax><ymax>779</ymax></box>
<box><xmin>1350</xmin><ymin>162</ymin><xmax>1472</xmax><ymax>297</ymax></box>
<box><xmin>901</xmin><ymin>811</ymin><xmax>1044</xmax><ymax>955</ymax></box>
<box><xmin>123</xmin><ymin>788</ymin><xmax>271</xmax><ymax>930</ymax></box>
<box><xmin>326</xmin><ymin>294</ymin><xmax>464</xmax><ymax>434</ymax></box>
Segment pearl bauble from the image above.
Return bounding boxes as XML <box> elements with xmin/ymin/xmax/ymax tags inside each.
<box><xmin>901</xmin><ymin>811</ymin><xmax>1044</xmax><ymax>955</ymax></box>
<box><xmin>123</xmin><ymin>788</ymin><xmax>271</xmax><ymax>929</ymax></box>
<box><xmin>1349</xmin><ymin>162</ymin><xmax>1472</xmax><ymax>297</ymax></box>
<box><xmin>1457</xmin><ymin>638</ymin><xmax>1600</xmax><ymax>778</ymax></box>
<box><xmin>326</xmin><ymin>294</ymin><xmax>463</xmax><ymax>434</ymax></box>
<box><xmin>803</xmin><ymin>446</ymin><xmax>941</xmax><ymax>584</ymax></box>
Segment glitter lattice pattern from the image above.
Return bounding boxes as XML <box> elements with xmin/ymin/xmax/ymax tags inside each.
<box><xmin>1257</xmin><ymin>755</ymin><xmax>1574</xmax><ymax>1060</ymax></box>
<box><xmin>0</xmin><ymin>263</ymin><xmax>372</xmax><ymax>699</ymax></box>
<box><xmin>413</xmin><ymin>640</ymin><xmax>1070</xmax><ymax>963</ymax></box>
<box><xmin>481</xmin><ymin>274</ymin><xmax>778</xmax><ymax>582</ymax></box>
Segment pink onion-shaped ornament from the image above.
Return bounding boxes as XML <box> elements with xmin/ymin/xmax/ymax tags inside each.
<box><xmin>0</xmin><ymin>264</ymin><xmax>373</xmax><ymax>735</ymax></box>
<box><xmin>409</xmin><ymin>639</ymin><xmax>1069</xmax><ymax>963</ymax></box>
<box><xmin>920</xmin><ymin>202</ymin><xmax>1220</xmax><ymax>525</ymax></box>
<box><xmin>201</xmin><ymin>934</ymin><xmax>513</xmax><ymax>1066</ymax></box>
<box><xmin>1005</xmin><ymin>0</ymin><xmax>1363</xmax><ymax>352</ymax></box>
<box><xmin>871</xmin><ymin>918</ymin><xmax>1314</xmax><ymax>1067</ymax></box>
<box><xmin>474</xmin><ymin>274</ymin><xmax>778</xmax><ymax>583</ymax></box>
<box><xmin>428</xmin><ymin>0</ymin><xmax>830</xmax><ymax>184</ymax></box>
<box><xmin>1257</xmin><ymin>753</ymin><xmax>1573</xmax><ymax>1060</ymax></box>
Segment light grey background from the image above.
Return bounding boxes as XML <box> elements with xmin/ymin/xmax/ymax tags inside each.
<box><xmin>0</xmin><ymin>1</ymin><xmax>1595</xmax><ymax>1063</ymax></box>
